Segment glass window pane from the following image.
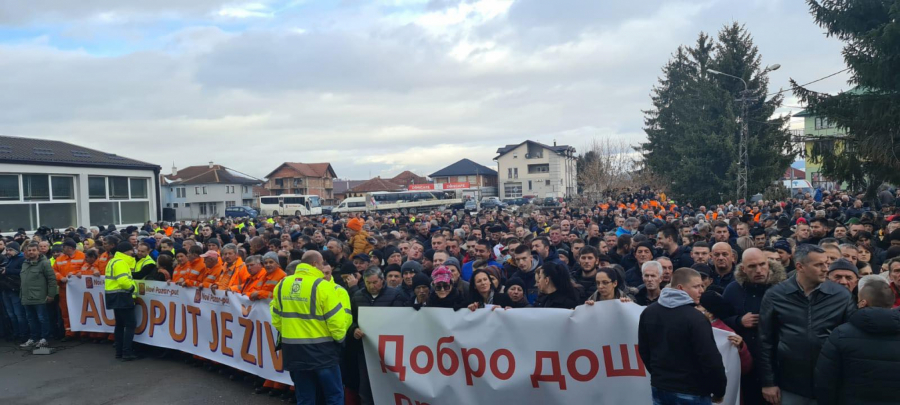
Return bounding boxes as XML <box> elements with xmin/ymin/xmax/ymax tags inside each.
<box><xmin>23</xmin><ymin>174</ymin><xmax>49</xmax><ymax>201</ymax></box>
<box><xmin>130</xmin><ymin>178</ymin><xmax>148</xmax><ymax>199</ymax></box>
<box><xmin>121</xmin><ymin>201</ymin><xmax>149</xmax><ymax>224</ymax></box>
<box><xmin>89</xmin><ymin>177</ymin><xmax>106</xmax><ymax>199</ymax></box>
<box><xmin>40</xmin><ymin>203</ymin><xmax>76</xmax><ymax>228</ymax></box>
<box><xmin>0</xmin><ymin>204</ymin><xmax>37</xmax><ymax>232</ymax></box>
<box><xmin>109</xmin><ymin>177</ymin><xmax>128</xmax><ymax>199</ymax></box>
<box><xmin>90</xmin><ymin>202</ymin><xmax>120</xmax><ymax>226</ymax></box>
<box><xmin>51</xmin><ymin>177</ymin><xmax>74</xmax><ymax>200</ymax></box>
<box><xmin>0</xmin><ymin>175</ymin><xmax>19</xmax><ymax>201</ymax></box>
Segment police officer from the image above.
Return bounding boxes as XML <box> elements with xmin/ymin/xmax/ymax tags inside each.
<box><xmin>105</xmin><ymin>241</ymin><xmax>138</xmax><ymax>361</ymax></box>
<box><xmin>271</xmin><ymin>251</ymin><xmax>351</xmax><ymax>405</ymax></box>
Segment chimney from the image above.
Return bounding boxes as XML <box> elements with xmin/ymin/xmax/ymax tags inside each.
<box><xmin>553</xmin><ymin>139</ymin><xmax>557</xmax><ymax>146</ymax></box>
<box><xmin>171</xmin><ymin>163</ymin><xmax>177</xmax><ymax>176</ymax></box>
<box><xmin>209</xmin><ymin>161</ymin><xmax>214</xmax><ymax>169</ymax></box>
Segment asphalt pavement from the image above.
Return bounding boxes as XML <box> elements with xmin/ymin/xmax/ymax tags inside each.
<box><xmin>0</xmin><ymin>339</ymin><xmax>289</xmax><ymax>405</ymax></box>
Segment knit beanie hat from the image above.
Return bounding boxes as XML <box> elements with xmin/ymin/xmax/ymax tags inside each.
<box><xmin>412</xmin><ymin>272</ymin><xmax>432</xmax><ymax>289</ymax></box>
<box><xmin>347</xmin><ymin>218</ymin><xmax>364</xmax><ymax>232</ymax></box>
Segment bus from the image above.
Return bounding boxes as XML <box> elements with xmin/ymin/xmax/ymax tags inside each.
<box><xmin>258</xmin><ymin>194</ymin><xmax>322</xmax><ymax>216</ymax></box>
<box><xmin>365</xmin><ymin>190</ymin><xmax>464</xmax><ymax>214</ymax></box>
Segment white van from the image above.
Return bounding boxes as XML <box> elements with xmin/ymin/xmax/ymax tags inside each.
<box><xmin>333</xmin><ymin>197</ymin><xmax>368</xmax><ymax>214</ymax></box>
<box><xmin>783</xmin><ymin>179</ymin><xmax>814</xmax><ymax>197</ymax></box>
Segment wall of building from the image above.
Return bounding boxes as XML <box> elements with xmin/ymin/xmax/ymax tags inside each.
<box><xmin>162</xmin><ymin>183</ymin><xmax>255</xmax><ymax>220</ymax></box>
<box><xmin>496</xmin><ymin>144</ymin><xmax>576</xmax><ymax>199</ymax></box>
<box><xmin>0</xmin><ymin>164</ymin><xmax>158</xmax><ymax>233</ymax></box>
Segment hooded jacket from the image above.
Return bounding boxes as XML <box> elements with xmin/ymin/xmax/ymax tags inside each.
<box><xmin>638</xmin><ymin>288</ymin><xmax>726</xmax><ymax>398</ymax></box>
<box><xmin>721</xmin><ymin>260</ymin><xmax>786</xmax><ymax>359</ymax></box>
<box><xmin>758</xmin><ymin>276</ymin><xmax>854</xmax><ymax>399</ymax></box>
<box><xmin>815</xmin><ymin>307</ymin><xmax>900</xmax><ymax>405</ymax></box>
<box><xmin>0</xmin><ymin>252</ymin><xmax>24</xmax><ymax>292</ymax></box>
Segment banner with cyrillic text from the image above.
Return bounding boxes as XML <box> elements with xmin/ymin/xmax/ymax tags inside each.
<box><xmin>360</xmin><ymin>303</ymin><xmax>741</xmax><ymax>405</ymax></box>
<box><xmin>66</xmin><ymin>277</ymin><xmax>291</xmax><ymax>384</ymax></box>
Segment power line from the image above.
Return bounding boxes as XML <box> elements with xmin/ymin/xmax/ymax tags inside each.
<box><xmin>767</xmin><ymin>68</ymin><xmax>851</xmax><ymax>97</ymax></box>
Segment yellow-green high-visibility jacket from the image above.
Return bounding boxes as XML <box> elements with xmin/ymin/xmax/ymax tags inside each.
<box><xmin>270</xmin><ymin>263</ymin><xmax>350</xmax><ymax>370</ymax></box>
<box><xmin>104</xmin><ymin>251</ymin><xmax>137</xmax><ymax>308</ymax></box>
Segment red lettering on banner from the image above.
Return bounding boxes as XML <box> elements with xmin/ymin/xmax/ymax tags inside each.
<box><xmin>263</xmin><ymin>322</ymin><xmax>283</xmax><ymax>372</ymax></box>
<box><xmin>239</xmin><ymin>317</ymin><xmax>257</xmax><ymax>366</ymax></box>
<box><xmin>409</xmin><ymin>345</ymin><xmax>434</xmax><ymax>374</ymax></box>
<box><xmin>408</xmin><ymin>184</ymin><xmax>435</xmax><ymax>191</ymax></box>
<box><xmin>489</xmin><ymin>349</ymin><xmax>515</xmax><ymax>380</ymax></box>
<box><xmin>443</xmin><ymin>182</ymin><xmax>469</xmax><ymax>189</ymax></box>
<box><xmin>81</xmin><ymin>292</ymin><xmax>101</xmax><ymax>326</ymax></box>
<box><xmin>169</xmin><ymin>302</ymin><xmax>187</xmax><ymax>342</ymax></box>
<box><xmin>531</xmin><ymin>351</ymin><xmax>567</xmax><ymax>390</ymax></box>
<box><xmin>98</xmin><ymin>294</ymin><xmax>116</xmax><ymax>326</ymax></box>
<box><xmin>186</xmin><ymin>305</ymin><xmax>201</xmax><ymax>347</ymax></box>
<box><xmin>602</xmin><ymin>344</ymin><xmax>646</xmax><ymax>377</ymax></box>
<box><xmin>437</xmin><ymin>337</ymin><xmax>459</xmax><ymax>377</ymax></box>
<box><xmin>392</xmin><ymin>393</ymin><xmax>431</xmax><ymax>405</ymax></box>
<box><xmin>135</xmin><ymin>298</ymin><xmax>148</xmax><ymax>335</ymax></box>
<box><xmin>148</xmin><ymin>300</ymin><xmax>166</xmax><ymax>338</ymax></box>
<box><xmin>378</xmin><ymin>335</ymin><xmax>406</xmax><ymax>381</ymax></box>
<box><xmin>221</xmin><ymin>311</ymin><xmax>234</xmax><ymax>357</ymax></box>
<box><xmin>208</xmin><ymin>310</ymin><xmax>219</xmax><ymax>352</ymax></box>
<box><xmin>566</xmin><ymin>349</ymin><xmax>599</xmax><ymax>382</ymax></box>
<box><xmin>461</xmin><ymin>348</ymin><xmax>486</xmax><ymax>386</ymax></box>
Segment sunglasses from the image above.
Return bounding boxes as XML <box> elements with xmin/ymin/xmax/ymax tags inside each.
<box><xmin>434</xmin><ymin>283</ymin><xmax>451</xmax><ymax>291</ymax></box>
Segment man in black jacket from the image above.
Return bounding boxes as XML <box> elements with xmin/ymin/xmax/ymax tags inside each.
<box><xmin>758</xmin><ymin>244</ymin><xmax>854</xmax><ymax>405</ymax></box>
<box><xmin>815</xmin><ymin>275</ymin><xmax>900</xmax><ymax>405</ymax></box>
<box><xmin>639</xmin><ymin>268</ymin><xmax>726</xmax><ymax>404</ymax></box>
<box><xmin>350</xmin><ymin>267</ymin><xmax>406</xmax><ymax>405</ymax></box>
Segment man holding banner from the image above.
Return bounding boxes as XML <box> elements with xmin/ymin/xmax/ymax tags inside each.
<box><xmin>271</xmin><ymin>250</ymin><xmax>351</xmax><ymax>405</ymax></box>
<box><xmin>105</xmin><ymin>241</ymin><xmax>138</xmax><ymax>361</ymax></box>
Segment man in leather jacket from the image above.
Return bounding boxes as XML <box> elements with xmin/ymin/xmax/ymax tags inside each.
<box><xmin>758</xmin><ymin>244</ymin><xmax>854</xmax><ymax>405</ymax></box>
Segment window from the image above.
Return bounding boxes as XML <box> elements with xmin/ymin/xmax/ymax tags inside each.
<box><xmin>109</xmin><ymin>177</ymin><xmax>129</xmax><ymax>199</ymax></box>
<box><xmin>243</xmin><ymin>199</ymin><xmax>253</xmax><ymax>206</ymax></box>
<box><xmin>202</xmin><ymin>186</ymin><xmax>207</xmax><ymax>195</ymax></box>
<box><xmin>22</xmin><ymin>174</ymin><xmax>49</xmax><ymax>201</ymax></box>
<box><xmin>0</xmin><ymin>204</ymin><xmax>37</xmax><ymax>233</ymax></box>
<box><xmin>51</xmin><ymin>177</ymin><xmax>74</xmax><ymax>200</ymax></box>
<box><xmin>242</xmin><ymin>186</ymin><xmax>248</xmax><ymax>193</ymax></box>
<box><xmin>185</xmin><ymin>203</ymin><xmax>191</xmax><ymax>207</ymax></box>
<box><xmin>195</xmin><ymin>187</ymin><xmax>200</xmax><ymax>195</ymax></box>
<box><xmin>166</xmin><ymin>203</ymin><xmax>171</xmax><ymax>207</ymax></box>
<box><xmin>528</xmin><ymin>164</ymin><xmax>550</xmax><ymax>174</ymax></box>
<box><xmin>200</xmin><ymin>203</ymin><xmax>207</xmax><ymax>215</ymax></box>
<box><xmin>173</xmin><ymin>203</ymin><xmax>179</xmax><ymax>208</ymax></box>
<box><xmin>130</xmin><ymin>179</ymin><xmax>148</xmax><ymax>199</ymax></box>
<box><xmin>121</xmin><ymin>201</ymin><xmax>150</xmax><ymax>224</ymax></box>
<box><xmin>89</xmin><ymin>202</ymin><xmax>120</xmax><ymax>226</ymax></box>
<box><xmin>528</xmin><ymin>180</ymin><xmax>532</xmax><ymax>191</ymax></box>
<box><xmin>815</xmin><ymin>117</ymin><xmax>836</xmax><ymax>130</ymax></box>
<box><xmin>89</xmin><ymin>177</ymin><xmax>107</xmax><ymax>199</ymax></box>
<box><xmin>40</xmin><ymin>203</ymin><xmax>76</xmax><ymax>229</ymax></box>
<box><xmin>226</xmin><ymin>201</ymin><xmax>236</xmax><ymax>208</ymax></box>
<box><xmin>508</xmin><ymin>168</ymin><xmax>512</xmax><ymax>179</ymax></box>
<box><xmin>514</xmin><ymin>168</ymin><xmax>518</xmax><ymax>179</ymax></box>
<box><xmin>545</xmin><ymin>180</ymin><xmax>551</xmax><ymax>186</ymax></box>
<box><xmin>0</xmin><ymin>175</ymin><xmax>19</xmax><ymax>201</ymax></box>
<box><xmin>178</xmin><ymin>188</ymin><xmax>185</xmax><ymax>198</ymax></box>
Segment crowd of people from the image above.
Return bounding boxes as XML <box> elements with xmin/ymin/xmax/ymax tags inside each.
<box><xmin>1</xmin><ymin>186</ymin><xmax>900</xmax><ymax>404</ymax></box>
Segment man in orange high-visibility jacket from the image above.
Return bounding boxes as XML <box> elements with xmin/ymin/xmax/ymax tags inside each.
<box><xmin>210</xmin><ymin>244</ymin><xmax>248</xmax><ymax>292</ymax></box>
<box><xmin>254</xmin><ymin>252</ymin><xmax>289</xmax><ymax>396</ymax></box>
<box><xmin>198</xmin><ymin>251</ymin><xmax>224</xmax><ymax>289</ymax></box>
<box><xmin>174</xmin><ymin>246</ymin><xmax>206</xmax><ymax>288</ymax></box>
<box><xmin>53</xmin><ymin>239</ymin><xmax>85</xmax><ymax>340</ymax></box>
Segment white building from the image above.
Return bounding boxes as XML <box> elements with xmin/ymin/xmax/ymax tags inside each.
<box><xmin>495</xmin><ymin>140</ymin><xmax>577</xmax><ymax>199</ymax></box>
<box><xmin>160</xmin><ymin>162</ymin><xmax>260</xmax><ymax>220</ymax></box>
<box><xmin>0</xmin><ymin>135</ymin><xmax>161</xmax><ymax>233</ymax></box>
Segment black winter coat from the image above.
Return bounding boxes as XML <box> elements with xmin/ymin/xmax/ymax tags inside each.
<box><xmin>815</xmin><ymin>307</ymin><xmax>900</xmax><ymax>405</ymax></box>
<box><xmin>638</xmin><ymin>301</ymin><xmax>727</xmax><ymax>398</ymax></box>
<box><xmin>426</xmin><ymin>289</ymin><xmax>466</xmax><ymax>310</ymax></box>
<box><xmin>349</xmin><ymin>284</ymin><xmax>406</xmax><ymax>337</ymax></box>
<box><xmin>758</xmin><ymin>277</ymin><xmax>854</xmax><ymax>398</ymax></box>
<box><xmin>533</xmin><ymin>290</ymin><xmax>578</xmax><ymax>309</ymax></box>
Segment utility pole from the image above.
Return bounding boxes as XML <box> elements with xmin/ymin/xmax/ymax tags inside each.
<box><xmin>708</xmin><ymin>64</ymin><xmax>780</xmax><ymax>203</ymax></box>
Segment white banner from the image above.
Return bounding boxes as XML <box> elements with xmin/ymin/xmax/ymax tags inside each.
<box><xmin>360</xmin><ymin>302</ymin><xmax>741</xmax><ymax>405</ymax></box>
<box><xmin>66</xmin><ymin>277</ymin><xmax>291</xmax><ymax>385</ymax></box>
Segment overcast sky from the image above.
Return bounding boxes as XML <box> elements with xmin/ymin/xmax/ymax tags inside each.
<box><xmin>0</xmin><ymin>0</ymin><xmax>850</xmax><ymax>180</ymax></box>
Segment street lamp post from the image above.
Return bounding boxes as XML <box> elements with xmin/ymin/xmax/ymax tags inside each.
<box><xmin>708</xmin><ymin>64</ymin><xmax>780</xmax><ymax>202</ymax></box>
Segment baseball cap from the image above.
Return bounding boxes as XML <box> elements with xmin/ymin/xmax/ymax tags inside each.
<box><xmin>200</xmin><ymin>250</ymin><xmax>219</xmax><ymax>259</ymax></box>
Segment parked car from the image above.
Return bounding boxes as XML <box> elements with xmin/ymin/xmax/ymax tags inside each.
<box><xmin>504</xmin><ymin>197</ymin><xmax>532</xmax><ymax>206</ymax></box>
<box><xmin>333</xmin><ymin>197</ymin><xmax>368</xmax><ymax>214</ymax></box>
<box><xmin>542</xmin><ymin>197</ymin><xmax>560</xmax><ymax>207</ymax></box>
<box><xmin>464</xmin><ymin>199</ymin><xmax>477</xmax><ymax>211</ymax></box>
<box><xmin>481</xmin><ymin>197</ymin><xmax>507</xmax><ymax>209</ymax></box>
<box><xmin>225</xmin><ymin>206</ymin><xmax>258</xmax><ymax>218</ymax></box>
<box><xmin>321</xmin><ymin>205</ymin><xmax>334</xmax><ymax>215</ymax></box>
